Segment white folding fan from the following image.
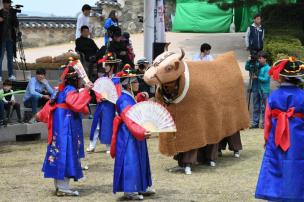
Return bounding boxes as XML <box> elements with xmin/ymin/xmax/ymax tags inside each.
<box><xmin>93</xmin><ymin>77</ymin><xmax>118</xmax><ymax>104</ymax></box>
<box><xmin>126</xmin><ymin>101</ymin><xmax>177</xmax><ymax>133</ymax></box>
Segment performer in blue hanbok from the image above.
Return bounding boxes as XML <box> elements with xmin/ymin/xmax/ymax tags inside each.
<box><xmin>255</xmin><ymin>57</ymin><xmax>304</xmax><ymax>201</ymax></box>
<box><xmin>87</xmin><ymin>53</ymin><xmax>121</xmax><ymax>153</ymax></box>
<box><xmin>37</xmin><ymin>61</ymin><xmax>92</xmax><ymax>197</ymax></box>
<box><xmin>110</xmin><ymin>68</ymin><xmax>154</xmax><ymax>200</ymax></box>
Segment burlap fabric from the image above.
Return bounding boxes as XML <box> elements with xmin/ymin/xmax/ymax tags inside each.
<box><xmin>157</xmin><ymin>52</ymin><xmax>249</xmax><ymax>156</ymax></box>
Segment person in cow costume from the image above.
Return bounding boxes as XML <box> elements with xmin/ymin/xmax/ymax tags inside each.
<box><xmin>144</xmin><ymin>49</ymin><xmax>249</xmax><ymax>175</ymax></box>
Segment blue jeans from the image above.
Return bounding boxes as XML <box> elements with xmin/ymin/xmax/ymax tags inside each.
<box><xmin>24</xmin><ymin>95</ymin><xmax>46</xmax><ymax>114</ymax></box>
<box><xmin>0</xmin><ymin>100</ymin><xmax>4</xmax><ymax>121</ymax></box>
<box><xmin>252</xmin><ymin>92</ymin><xmax>269</xmax><ymax>127</ymax></box>
<box><xmin>0</xmin><ymin>40</ymin><xmax>14</xmax><ymax>77</ymax></box>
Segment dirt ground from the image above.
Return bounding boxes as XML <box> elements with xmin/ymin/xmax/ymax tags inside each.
<box><xmin>0</xmin><ymin>129</ymin><xmax>265</xmax><ymax>202</ymax></box>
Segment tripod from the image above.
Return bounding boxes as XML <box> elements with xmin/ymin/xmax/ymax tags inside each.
<box><xmin>14</xmin><ymin>26</ymin><xmax>27</xmax><ymax>80</ymax></box>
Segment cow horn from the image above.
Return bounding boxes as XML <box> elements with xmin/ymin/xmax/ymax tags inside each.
<box><xmin>179</xmin><ymin>48</ymin><xmax>185</xmax><ymax>61</ymax></box>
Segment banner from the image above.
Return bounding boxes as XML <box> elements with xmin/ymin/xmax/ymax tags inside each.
<box><xmin>155</xmin><ymin>0</ymin><xmax>166</xmax><ymax>42</ymax></box>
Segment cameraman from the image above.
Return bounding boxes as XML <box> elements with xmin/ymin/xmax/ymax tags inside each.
<box><xmin>246</xmin><ymin>51</ymin><xmax>270</xmax><ymax>129</ymax></box>
<box><xmin>0</xmin><ymin>0</ymin><xmax>18</xmax><ymax>82</ymax></box>
<box><xmin>136</xmin><ymin>57</ymin><xmax>155</xmax><ymax>98</ymax></box>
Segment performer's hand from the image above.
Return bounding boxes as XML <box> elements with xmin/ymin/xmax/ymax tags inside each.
<box><xmin>144</xmin><ymin>131</ymin><xmax>152</xmax><ymax>139</ymax></box>
<box><xmin>0</xmin><ymin>17</ymin><xmax>4</xmax><ymax>22</ymax></box>
<box><xmin>85</xmin><ymin>82</ymin><xmax>93</xmax><ymax>90</ymax></box>
<box><xmin>142</xmin><ymin>92</ymin><xmax>149</xmax><ymax>99</ymax></box>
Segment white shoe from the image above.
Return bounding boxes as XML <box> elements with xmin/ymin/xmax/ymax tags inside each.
<box><xmin>56</xmin><ymin>189</ymin><xmax>79</xmax><ymax>196</ymax></box>
<box><xmin>106</xmin><ymin>150</ymin><xmax>110</xmax><ymax>154</ymax></box>
<box><xmin>8</xmin><ymin>75</ymin><xmax>16</xmax><ymax>81</ymax></box>
<box><xmin>234</xmin><ymin>151</ymin><xmax>240</xmax><ymax>158</ymax></box>
<box><xmin>185</xmin><ymin>166</ymin><xmax>192</xmax><ymax>175</ymax></box>
<box><xmin>210</xmin><ymin>161</ymin><xmax>216</xmax><ymax>167</ymax></box>
<box><xmin>86</xmin><ymin>148</ymin><xmax>95</xmax><ymax>152</ymax></box>
<box><xmin>140</xmin><ymin>187</ymin><xmax>156</xmax><ymax>196</ymax></box>
<box><xmin>124</xmin><ymin>192</ymin><xmax>144</xmax><ymax>200</ymax></box>
<box><xmin>82</xmin><ymin>165</ymin><xmax>89</xmax><ymax>170</ymax></box>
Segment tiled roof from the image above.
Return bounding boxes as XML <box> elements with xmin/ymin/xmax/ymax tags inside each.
<box><xmin>18</xmin><ymin>16</ymin><xmax>77</xmax><ymax>29</ymax></box>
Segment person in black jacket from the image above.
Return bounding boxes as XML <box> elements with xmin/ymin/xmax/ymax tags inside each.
<box><xmin>75</xmin><ymin>25</ymin><xmax>99</xmax><ymax>81</ymax></box>
<box><xmin>108</xmin><ymin>28</ymin><xmax>134</xmax><ymax>70</ymax></box>
<box><xmin>245</xmin><ymin>14</ymin><xmax>265</xmax><ymax>55</ymax></box>
<box><xmin>0</xmin><ymin>0</ymin><xmax>19</xmax><ymax>82</ymax></box>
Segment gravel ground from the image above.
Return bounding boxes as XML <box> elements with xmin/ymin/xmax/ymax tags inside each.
<box><xmin>0</xmin><ymin>129</ymin><xmax>264</xmax><ymax>202</ymax></box>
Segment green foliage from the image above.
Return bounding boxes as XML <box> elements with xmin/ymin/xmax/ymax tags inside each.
<box><xmin>262</xmin><ymin>3</ymin><xmax>304</xmax><ymax>62</ymax></box>
<box><xmin>264</xmin><ymin>35</ymin><xmax>304</xmax><ymax>62</ymax></box>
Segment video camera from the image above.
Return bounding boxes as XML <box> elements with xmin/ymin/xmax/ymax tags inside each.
<box><xmin>11</xmin><ymin>4</ymin><xmax>23</xmax><ymax>14</ymax></box>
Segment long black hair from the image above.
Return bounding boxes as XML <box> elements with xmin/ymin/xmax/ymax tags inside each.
<box><xmin>108</xmin><ymin>10</ymin><xmax>118</xmax><ymax>22</ymax></box>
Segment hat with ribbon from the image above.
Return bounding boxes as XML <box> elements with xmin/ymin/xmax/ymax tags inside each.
<box><xmin>269</xmin><ymin>57</ymin><xmax>304</xmax><ymax>81</ymax></box>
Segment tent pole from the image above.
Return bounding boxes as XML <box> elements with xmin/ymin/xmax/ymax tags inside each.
<box><xmin>144</xmin><ymin>0</ymin><xmax>155</xmax><ymax>63</ymax></box>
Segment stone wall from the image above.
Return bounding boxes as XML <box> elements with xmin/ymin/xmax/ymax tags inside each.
<box><xmin>21</xmin><ymin>28</ymin><xmax>76</xmax><ymax>48</ymax></box>
<box><xmin>120</xmin><ymin>0</ymin><xmax>144</xmax><ymax>33</ymax></box>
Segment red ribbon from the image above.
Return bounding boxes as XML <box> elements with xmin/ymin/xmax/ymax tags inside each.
<box><xmin>269</xmin><ymin>60</ymin><xmax>289</xmax><ymax>81</ymax></box>
<box><xmin>272</xmin><ymin>108</ymin><xmax>304</xmax><ymax>152</ymax></box>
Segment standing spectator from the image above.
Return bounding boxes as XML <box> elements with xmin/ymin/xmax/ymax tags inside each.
<box><xmin>75</xmin><ymin>25</ymin><xmax>99</xmax><ymax>81</ymax></box>
<box><xmin>245</xmin><ymin>14</ymin><xmax>265</xmax><ymax>55</ymax></box>
<box><xmin>0</xmin><ymin>94</ymin><xmax>5</xmax><ymax>126</ymax></box>
<box><xmin>136</xmin><ymin>57</ymin><xmax>155</xmax><ymax>98</ymax></box>
<box><xmin>0</xmin><ymin>0</ymin><xmax>19</xmax><ymax>82</ymax></box>
<box><xmin>192</xmin><ymin>43</ymin><xmax>214</xmax><ymax>61</ymax></box>
<box><xmin>104</xmin><ymin>10</ymin><xmax>118</xmax><ymax>45</ymax></box>
<box><xmin>23</xmin><ymin>68</ymin><xmax>54</xmax><ymax>119</ymax></box>
<box><xmin>76</xmin><ymin>4</ymin><xmax>92</xmax><ymax>39</ymax></box>
<box><xmin>250</xmin><ymin>51</ymin><xmax>270</xmax><ymax>129</ymax></box>
<box><xmin>0</xmin><ymin>79</ymin><xmax>21</xmax><ymax>123</ymax></box>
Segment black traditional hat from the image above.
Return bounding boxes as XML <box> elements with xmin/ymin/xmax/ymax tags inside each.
<box><xmin>270</xmin><ymin>57</ymin><xmax>304</xmax><ymax>80</ymax></box>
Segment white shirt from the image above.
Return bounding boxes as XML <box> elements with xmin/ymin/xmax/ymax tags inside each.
<box><xmin>76</xmin><ymin>13</ymin><xmax>91</xmax><ymax>39</ymax></box>
<box><xmin>192</xmin><ymin>53</ymin><xmax>214</xmax><ymax>61</ymax></box>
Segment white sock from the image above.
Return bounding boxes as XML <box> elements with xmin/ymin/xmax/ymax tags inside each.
<box><xmin>55</xmin><ymin>178</ymin><xmax>70</xmax><ymax>190</ymax></box>
<box><xmin>88</xmin><ymin>129</ymin><xmax>99</xmax><ymax>150</ymax></box>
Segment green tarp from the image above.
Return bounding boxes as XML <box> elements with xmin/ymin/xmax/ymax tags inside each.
<box><xmin>173</xmin><ymin>2</ymin><xmax>233</xmax><ymax>33</ymax></box>
<box><xmin>172</xmin><ymin>0</ymin><xmax>297</xmax><ymax>33</ymax></box>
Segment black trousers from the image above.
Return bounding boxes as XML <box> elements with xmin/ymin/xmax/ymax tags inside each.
<box><xmin>4</xmin><ymin>102</ymin><xmax>21</xmax><ymax>121</ymax></box>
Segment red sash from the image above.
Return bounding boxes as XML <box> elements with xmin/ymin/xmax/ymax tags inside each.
<box><xmin>271</xmin><ymin>108</ymin><xmax>304</xmax><ymax>152</ymax></box>
<box><xmin>37</xmin><ymin>102</ymin><xmax>69</xmax><ymax>144</ymax></box>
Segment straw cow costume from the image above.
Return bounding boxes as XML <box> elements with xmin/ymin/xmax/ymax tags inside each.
<box><xmin>144</xmin><ymin>49</ymin><xmax>249</xmax><ymax>173</ymax></box>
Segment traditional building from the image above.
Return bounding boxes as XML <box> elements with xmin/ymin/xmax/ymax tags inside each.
<box><xmin>18</xmin><ymin>0</ymin><xmax>175</xmax><ymax>48</ymax></box>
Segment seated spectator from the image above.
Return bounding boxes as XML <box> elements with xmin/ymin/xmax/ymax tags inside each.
<box><xmin>108</xmin><ymin>28</ymin><xmax>134</xmax><ymax>69</ymax></box>
<box><xmin>136</xmin><ymin>57</ymin><xmax>155</xmax><ymax>98</ymax></box>
<box><xmin>192</xmin><ymin>43</ymin><xmax>214</xmax><ymax>61</ymax></box>
<box><xmin>76</xmin><ymin>25</ymin><xmax>99</xmax><ymax>81</ymax></box>
<box><xmin>0</xmin><ymin>80</ymin><xmax>22</xmax><ymax>123</ymax></box>
<box><xmin>23</xmin><ymin>68</ymin><xmax>54</xmax><ymax>120</ymax></box>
